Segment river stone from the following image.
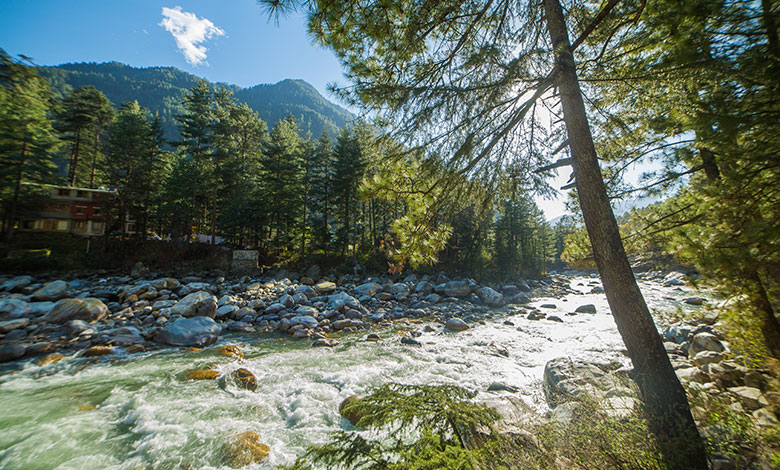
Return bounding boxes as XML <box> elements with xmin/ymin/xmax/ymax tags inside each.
<box><xmin>314</xmin><ymin>281</ymin><xmax>337</xmax><ymax>294</ymax></box>
<box><xmin>683</xmin><ymin>297</ymin><xmax>706</xmax><ymax>306</ymax></box>
<box><xmin>223</xmin><ymin>431</ymin><xmax>270</xmax><ymax>467</ymax></box>
<box><xmin>187</xmin><ymin>369</ymin><xmax>220</xmax><ymax>380</ymax></box>
<box><xmin>339</xmin><ymin>394</ymin><xmax>366</xmax><ymax>426</ymax></box>
<box><xmin>692</xmin><ymin>350</ymin><xmax>724</xmax><ymax>367</ymax></box>
<box><xmin>295</xmin><ymin>285</ymin><xmax>318</xmax><ymax>300</ymax></box>
<box><xmin>728</xmin><ymin>386</ymin><xmax>769</xmax><ymax>411</ymax></box>
<box><xmin>2</xmin><ymin>275</ymin><xmax>34</xmax><ymax>292</ymax></box>
<box><xmin>170</xmin><ymin>291</ymin><xmax>217</xmax><ymax>318</ymax></box>
<box><xmin>663</xmin><ymin>322</ymin><xmax>694</xmax><ymax>344</ymax></box>
<box><xmin>487</xmin><ymin>382</ymin><xmax>519</xmax><ymax>392</ymax></box>
<box><xmin>232</xmin><ymin>368</ymin><xmax>258</xmax><ymax>391</ymax></box>
<box><xmin>401</xmin><ymin>336</ymin><xmax>422</xmax><ymax>346</ymax></box>
<box><xmin>0</xmin><ymin>343</ymin><xmax>28</xmax><ymax>362</ymax></box>
<box><xmin>415</xmin><ymin>281</ymin><xmax>433</xmax><ymax>294</ymax></box>
<box><xmin>688</xmin><ymin>332</ymin><xmax>725</xmax><ymax>359</ymax></box>
<box><xmin>154</xmin><ymin>316</ymin><xmax>221</xmax><ymax>347</ymax></box>
<box><xmin>289</xmin><ymin>315</ymin><xmax>318</xmax><ymax>329</ymax></box>
<box><xmin>83</xmin><ymin>346</ymin><xmax>114</xmax><ymax>357</ymax></box>
<box><xmin>443</xmin><ymin>280</ymin><xmax>472</xmax><ymax>298</ymax></box>
<box><xmin>0</xmin><ymin>298</ymin><xmax>31</xmax><ymax>319</ymax></box>
<box><xmin>391</xmin><ymin>283</ymin><xmax>410</xmax><ymax>300</ymax></box>
<box><xmin>108</xmin><ymin>326</ymin><xmax>144</xmax><ymax>346</ymax></box>
<box><xmin>477</xmin><ymin>287</ymin><xmax>504</xmax><ymax>307</ymax></box>
<box><xmin>216</xmin><ymin>305</ymin><xmax>238</xmax><ymax>318</ymax></box>
<box><xmin>0</xmin><ymin>318</ymin><xmax>29</xmax><ymax>333</ymax></box>
<box><xmin>313</xmin><ymin>338</ymin><xmax>339</xmax><ymax>347</ymax></box>
<box><xmin>445</xmin><ymin>317</ymin><xmax>469</xmax><ymax>331</ymax></box>
<box><xmin>37</xmin><ymin>352</ymin><xmax>64</xmax><ymax>366</ymax></box>
<box><xmin>32</xmin><ymin>280</ymin><xmax>69</xmax><ymax>301</ymax></box>
<box><xmin>574</xmin><ymin>304</ymin><xmax>596</xmax><ymax>314</ymax></box>
<box><xmin>354</xmin><ymin>282</ymin><xmax>381</xmax><ymax>297</ymax></box>
<box><xmin>47</xmin><ymin>298</ymin><xmax>108</xmax><ymax>324</ymax></box>
<box><xmin>753</xmin><ymin>408</ymin><xmax>780</xmax><ymax>428</ymax></box>
<box><xmin>543</xmin><ymin>357</ymin><xmax>627</xmax><ymax>404</ymax></box>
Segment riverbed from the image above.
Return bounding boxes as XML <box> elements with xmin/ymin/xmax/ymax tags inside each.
<box><xmin>0</xmin><ymin>275</ymin><xmax>706</xmax><ymax>469</ymax></box>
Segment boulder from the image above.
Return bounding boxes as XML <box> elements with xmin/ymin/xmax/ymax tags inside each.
<box><xmin>543</xmin><ymin>357</ymin><xmax>629</xmax><ymax>404</ymax></box>
<box><xmin>445</xmin><ymin>317</ymin><xmax>469</xmax><ymax>331</ymax></box>
<box><xmin>83</xmin><ymin>346</ymin><xmax>114</xmax><ymax>357</ymax></box>
<box><xmin>214</xmin><ymin>344</ymin><xmax>244</xmax><ymax>359</ymax></box>
<box><xmin>314</xmin><ymin>281</ymin><xmax>337</xmax><ymax>294</ymax></box>
<box><xmin>688</xmin><ymin>332</ymin><xmax>725</xmax><ymax>359</ymax></box>
<box><xmin>223</xmin><ymin>431</ymin><xmax>270</xmax><ymax>467</ymax></box>
<box><xmin>574</xmin><ymin>304</ymin><xmax>596</xmax><ymax>314</ymax></box>
<box><xmin>728</xmin><ymin>386</ymin><xmax>769</xmax><ymax>411</ymax></box>
<box><xmin>186</xmin><ymin>369</ymin><xmax>220</xmax><ymax>380</ymax></box>
<box><xmin>289</xmin><ymin>315</ymin><xmax>318</xmax><ymax>329</ymax></box>
<box><xmin>487</xmin><ymin>382</ymin><xmax>519</xmax><ymax>392</ymax></box>
<box><xmin>354</xmin><ymin>282</ymin><xmax>382</xmax><ymax>297</ymax></box>
<box><xmin>476</xmin><ymin>287</ymin><xmax>505</xmax><ymax>307</ymax></box>
<box><xmin>155</xmin><ymin>316</ymin><xmax>221</xmax><ymax>347</ymax></box>
<box><xmin>47</xmin><ymin>298</ymin><xmax>108</xmax><ymax>324</ymax></box>
<box><xmin>339</xmin><ymin>394</ymin><xmax>366</xmax><ymax>426</ymax></box>
<box><xmin>0</xmin><ymin>298</ymin><xmax>31</xmax><ymax>319</ymax></box>
<box><xmin>415</xmin><ymin>281</ymin><xmax>433</xmax><ymax>294</ymax></box>
<box><xmin>443</xmin><ymin>280</ymin><xmax>473</xmax><ymax>298</ymax></box>
<box><xmin>108</xmin><ymin>326</ymin><xmax>144</xmax><ymax>346</ymax></box>
<box><xmin>683</xmin><ymin>297</ymin><xmax>706</xmax><ymax>306</ymax></box>
<box><xmin>391</xmin><ymin>283</ymin><xmax>410</xmax><ymax>300</ymax></box>
<box><xmin>313</xmin><ymin>338</ymin><xmax>339</xmax><ymax>347</ymax></box>
<box><xmin>662</xmin><ymin>323</ymin><xmax>694</xmax><ymax>344</ymax></box>
<box><xmin>32</xmin><ymin>280</ymin><xmax>68</xmax><ymax>301</ymax></box>
<box><xmin>1</xmin><ymin>275</ymin><xmax>34</xmax><ymax>292</ymax></box>
<box><xmin>232</xmin><ymin>368</ymin><xmax>258</xmax><ymax>391</ymax></box>
<box><xmin>36</xmin><ymin>352</ymin><xmax>64</xmax><ymax>366</ymax></box>
<box><xmin>170</xmin><ymin>291</ymin><xmax>217</xmax><ymax>318</ymax></box>
<box><xmin>0</xmin><ymin>318</ymin><xmax>29</xmax><ymax>333</ymax></box>
<box><xmin>0</xmin><ymin>343</ymin><xmax>27</xmax><ymax>362</ymax></box>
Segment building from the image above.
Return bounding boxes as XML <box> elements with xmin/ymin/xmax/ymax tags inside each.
<box><xmin>17</xmin><ymin>184</ymin><xmax>135</xmax><ymax>236</ymax></box>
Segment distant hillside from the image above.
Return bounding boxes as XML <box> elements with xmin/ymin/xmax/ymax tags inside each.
<box><xmin>39</xmin><ymin>61</ymin><xmax>354</xmax><ymax>141</ymax></box>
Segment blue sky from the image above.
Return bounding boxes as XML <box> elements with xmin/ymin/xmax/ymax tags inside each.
<box><xmin>0</xmin><ymin>0</ymin><xmax>345</xmax><ymax>96</ymax></box>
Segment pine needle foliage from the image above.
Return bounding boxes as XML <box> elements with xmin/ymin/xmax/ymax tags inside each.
<box><xmin>284</xmin><ymin>384</ymin><xmax>502</xmax><ymax>470</ymax></box>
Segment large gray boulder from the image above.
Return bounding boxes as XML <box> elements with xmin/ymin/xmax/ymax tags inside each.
<box><xmin>0</xmin><ymin>298</ymin><xmax>31</xmax><ymax>319</ymax></box>
<box><xmin>688</xmin><ymin>332</ymin><xmax>725</xmax><ymax>359</ymax></box>
<box><xmin>477</xmin><ymin>287</ymin><xmax>504</xmax><ymax>307</ymax></box>
<box><xmin>391</xmin><ymin>283</ymin><xmax>410</xmax><ymax>300</ymax></box>
<box><xmin>662</xmin><ymin>322</ymin><xmax>694</xmax><ymax>344</ymax></box>
<box><xmin>445</xmin><ymin>317</ymin><xmax>469</xmax><ymax>331</ymax></box>
<box><xmin>354</xmin><ymin>282</ymin><xmax>382</xmax><ymax>297</ymax></box>
<box><xmin>32</xmin><ymin>280</ymin><xmax>68</xmax><ymax>301</ymax></box>
<box><xmin>543</xmin><ymin>357</ymin><xmax>630</xmax><ymax>404</ymax></box>
<box><xmin>0</xmin><ymin>318</ymin><xmax>29</xmax><ymax>334</ymax></box>
<box><xmin>47</xmin><ymin>298</ymin><xmax>108</xmax><ymax>324</ymax></box>
<box><xmin>1</xmin><ymin>275</ymin><xmax>34</xmax><ymax>292</ymax></box>
<box><xmin>170</xmin><ymin>291</ymin><xmax>217</xmax><ymax>318</ymax></box>
<box><xmin>154</xmin><ymin>316</ymin><xmax>221</xmax><ymax>347</ymax></box>
<box><xmin>442</xmin><ymin>280</ymin><xmax>473</xmax><ymax>298</ymax></box>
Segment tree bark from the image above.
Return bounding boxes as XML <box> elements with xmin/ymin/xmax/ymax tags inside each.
<box><xmin>542</xmin><ymin>0</ymin><xmax>708</xmax><ymax>468</ymax></box>
<box><xmin>69</xmin><ymin>129</ymin><xmax>81</xmax><ymax>186</ymax></box>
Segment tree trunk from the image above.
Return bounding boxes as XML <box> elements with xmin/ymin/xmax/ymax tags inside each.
<box><xmin>69</xmin><ymin>129</ymin><xmax>81</xmax><ymax>186</ymax></box>
<box><xmin>747</xmin><ymin>268</ymin><xmax>780</xmax><ymax>358</ymax></box>
<box><xmin>542</xmin><ymin>1</ymin><xmax>708</xmax><ymax>468</ymax></box>
<box><xmin>90</xmin><ymin>128</ymin><xmax>99</xmax><ymax>188</ymax></box>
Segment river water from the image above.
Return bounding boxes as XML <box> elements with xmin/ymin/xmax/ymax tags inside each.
<box><xmin>0</xmin><ymin>275</ymin><xmax>704</xmax><ymax>469</ymax></box>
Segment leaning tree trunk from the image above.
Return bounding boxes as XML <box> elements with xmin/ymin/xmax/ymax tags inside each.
<box><xmin>541</xmin><ymin>0</ymin><xmax>708</xmax><ymax>468</ymax></box>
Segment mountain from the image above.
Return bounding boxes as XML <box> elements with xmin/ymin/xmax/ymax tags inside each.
<box><xmin>38</xmin><ymin>61</ymin><xmax>354</xmax><ymax>141</ymax></box>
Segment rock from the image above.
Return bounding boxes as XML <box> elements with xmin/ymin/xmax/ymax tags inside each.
<box><xmin>232</xmin><ymin>368</ymin><xmax>258</xmax><ymax>391</ymax></box>
<box><xmin>662</xmin><ymin>323</ymin><xmax>694</xmax><ymax>344</ymax></box>
<box><xmin>186</xmin><ymin>369</ymin><xmax>220</xmax><ymax>380</ymax></box>
<box><xmin>415</xmin><ymin>281</ymin><xmax>433</xmax><ymax>294</ymax></box>
<box><xmin>752</xmin><ymin>408</ymin><xmax>780</xmax><ymax>427</ymax></box>
<box><xmin>728</xmin><ymin>386</ymin><xmax>769</xmax><ymax>411</ymax></box>
<box><xmin>331</xmin><ymin>319</ymin><xmax>353</xmax><ymax>330</ymax></box>
<box><xmin>692</xmin><ymin>350</ymin><xmax>724</xmax><ymax>367</ymax></box>
<box><xmin>36</xmin><ymin>352</ymin><xmax>64</xmax><ymax>366</ymax></box>
<box><xmin>305</xmin><ymin>265</ymin><xmax>322</xmax><ymax>280</ymax></box>
<box><xmin>0</xmin><ymin>298</ymin><xmax>31</xmax><ymax>319</ymax></box>
<box><xmin>1</xmin><ymin>275</ymin><xmax>34</xmax><ymax>292</ymax></box>
<box><xmin>589</xmin><ymin>286</ymin><xmax>605</xmax><ymax>294</ymax></box>
<box><xmin>47</xmin><ymin>298</ymin><xmax>108</xmax><ymax>324</ymax></box>
<box><xmin>683</xmin><ymin>297</ymin><xmax>706</xmax><ymax>306</ymax></box>
<box><xmin>401</xmin><ymin>336</ymin><xmax>422</xmax><ymax>346</ymax></box>
<box><xmin>289</xmin><ymin>315</ymin><xmax>318</xmax><ymax>329</ymax></box>
<box><xmin>574</xmin><ymin>304</ymin><xmax>596</xmax><ymax>314</ymax></box>
<box><xmin>540</xmin><ymin>303</ymin><xmax>556</xmax><ymax>309</ymax></box>
<box><xmin>445</xmin><ymin>317</ymin><xmax>469</xmax><ymax>331</ymax></box>
<box><xmin>354</xmin><ymin>282</ymin><xmax>382</xmax><ymax>297</ymax></box>
<box><xmin>313</xmin><ymin>338</ymin><xmax>339</xmax><ymax>347</ymax></box>
<box><xmin>0</xmin><ymin>343</ymin><xmax>28</xmax><ymax>362</ymax></box>
<box><xmin>0</xmin><ymin>318</ymin><xmax>29</xmax><ymax>333</ymax></box>
<box><xmin>487</xmin><ymin>382</ymin><xmax>518</xmax><ymax>392</ymax></box>
<box><xmin>547</xmin><ymin>315</ymin><xmax>564</xmax><ymax>323</ymax></box>
<box><xmin>476</xmin><ymin>287</ymin><xmax>504</xmax><ymax>307</ymax></box>
<box><xmin>543</xmin><ymin>357</ymin><xmax>629</xmax><ymax>404</ymax></box>
<box><xmin>127</xmin><ymin>344</ymin><xmax>146</xmax><ymax>354</ymax></box>
<box><xmin>314</xmin><ymin>281</ymin><xmax>337</xmax><ymax>294</ymax></box>
<box><xmin>707</xmin><ymin>360</ymin><xmax>746</xmax><ymax>384</ymax></box>
<box><xmin>339</xmin><ymin>394</ymin><xmax>366</xmax><ymax>426</ymax></box>
<box><xmin>32</xmin><ymin>280</ymin><xmax>69</xmax><ymax>301</ymax></box>
<box><xmin>83</xmin><ymin>346</ymin><xmax>114</xmax><ymax>357</ymax></box>
<box><xmin>443</xmin><ymin>280</ymin><xmax>472</xmax><ymax>298</ymax></box>
<box><xmin>152</xmin><ymin>300</ymin><xmax>176</xmax><ymax>310</ymax></box>
<box><xmin>391</xmin><ymin>283</ymin><xmax>410</xmax><ymax>300</ymax></box>
<box><xmin>223</xmin><ymin>431</ymin><xmax>270</xmax><ymax>468</ymax></box>
<box><xmin>216</xmin><ymin>305</ymin><xmax>238</xmax><ymax>318</ymax></box>
<box><xmin>155</xmin><ymin>316</ymin><xmax>221</xmax><ymax>347</ymax></box>
<box><xmin>170</xmin><ymin>291</ymin><xmax>217</xmax><ymax>318</ymax></box>
<box><xmin>688</xmin><ymin>332</ymin><xmax>725</xmax><ymax>358</ymax></box>
<box><xmin>109</xmin><ymin>326</ymin><xmax>145</xmax><ymax>346</ymax></box>
<box><xmin>214</xmin><ymin>344</ymin><xmax>244</xmax><ymax>359</ymax></box>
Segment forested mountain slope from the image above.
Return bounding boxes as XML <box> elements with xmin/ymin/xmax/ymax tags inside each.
<box><xmin>39</xmin><ymin>61</ymin><xmax>353</xmax><ymax>140</ymax></box>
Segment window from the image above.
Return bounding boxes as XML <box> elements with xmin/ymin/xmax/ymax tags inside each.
<box><xmin>75</xmin><ymin>206</ymin><xmax>86</xmax><ymax>216</ymax></box>
<box><xmin>42</xmin><ymin>220</ymin><xmax>57</xmax><ymax>231</ymax></box>
<box><xmin>73</xmin><ymin>220</ymin><xmax>87</xmax><ymax>231</ymax></box>
<box><xmin>58</xmin><ymin>189</ymin><xmax>70</xmax><ymax>196</ymax></box>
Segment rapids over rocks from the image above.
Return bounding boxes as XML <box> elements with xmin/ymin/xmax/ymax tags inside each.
<box><xmin>0</xmin><ymin>273</ymin><xmax>708</xmax><ymax>469</ymax></box>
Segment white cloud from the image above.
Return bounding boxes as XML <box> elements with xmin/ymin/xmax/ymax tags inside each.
<box><xmin>159</xmin><ymin>6</ymin><xmax>224</xmax><ymax>66</ymax></box>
